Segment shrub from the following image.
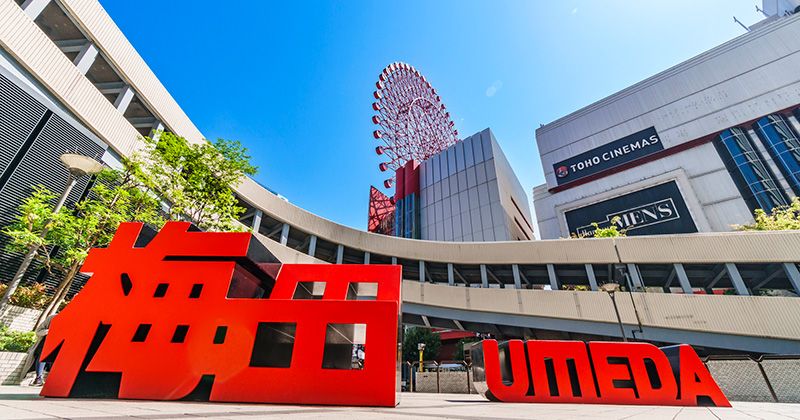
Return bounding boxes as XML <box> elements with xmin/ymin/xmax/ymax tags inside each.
<box><xmin>739</xmin><ymin>197</ymin><xmax>800</xmax><ymax>231</ymax></box>
<box><xmin>0</xmin><ymin>283</ymin><xmax>50</xmax><ymax>309</ymax></box>
<box><xmin>0</xmin><ymin>325</ymin><xmax>36</xmax><ymax>352</ymax></box>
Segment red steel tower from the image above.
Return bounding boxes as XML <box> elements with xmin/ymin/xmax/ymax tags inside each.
<box><xmin>367</xmin><ymin>62</ymin><xmax>460</xmax><ymax>236</ymax></box>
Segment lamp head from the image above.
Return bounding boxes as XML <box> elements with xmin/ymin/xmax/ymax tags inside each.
<box><xmin>600</xmin><ymin>282</ymin><xmax>621</xmax><ymax>294</ymax></box>
<box><xmin>60</xmin><ymin>153</ymin><xmax>104</xmax><ymax>178</ymax></box>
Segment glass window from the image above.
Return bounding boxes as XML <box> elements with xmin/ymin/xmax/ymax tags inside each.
<box><xmin>753</xmin><ymin>114</ymin><xmax>800</xmax><ymax>195</ymax></box>
<box><xmin>714</xmin><ymin>127</ymin><xmax>788</xmax><ymax>213</ymax></box>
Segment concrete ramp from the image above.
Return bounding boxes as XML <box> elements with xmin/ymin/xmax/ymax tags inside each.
<box><xmin>401</xmin><ymin>281</ymin><xmax>800</xmax><ymax>354</ymax></box>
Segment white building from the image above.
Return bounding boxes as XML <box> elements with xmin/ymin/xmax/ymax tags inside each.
<box><xmin>533</xmin><ymin>10</ymin><xmax>800</xmax><ymax>239</ymax></box>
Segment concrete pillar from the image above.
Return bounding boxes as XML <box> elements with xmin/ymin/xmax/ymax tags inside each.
<box><xmin>21</xmin><ymin>0</ymin><xmax>50</xmax><ymax>20</ymax></box>
<box><xmin>546</xmin><ymin>264</ymin><xmax>559</xmax><ymax>290</ymax></box>
<box><xmin>447</xmin><ymin>263</ymin><xmax>455</xmax><ymax>286</ymax></box>
<box><xmin>150</xmin><ymin>121</ymin><xmax>165</xmax><ymax>141</ymax></box>
<box><xmin>391</xmin><ymin>256</ymin><xmax>397</xmax><ymax>265</ymax></box>
<box><xmin>782</xmin><ymin>263</ymin><xmax>800</xmax><ymax>295</ymax></box>
<box><xmin>418</xmin><ymin>260</ymin><xmax>425</xmax><ymax>283</ymax></box>
<box><xmin>512</xmin><ymin>264</ymin><xmax>522</xmax><ymax>289</ymax></box>
<box><xmin>308</xmin><ymin>235</ymin><xmax>317</xmax><ymax>257</ymax></box>
<box><xmin>584</xmin><ymin>264</ymin><xmax>598</xmax><ymax>291</ymax></box>
<box><xmin>279</xmin><ymin>223</ymin><xmax>289</xmax><ymax>246</ymax></box>
<box><xmin>114</xmin><ymin>85</ymin><xmax>135</xmax><ymax>113</ymax></box>
<box><xmin>674</xmin><ymin>263</ymin><xmax>693</xmax><ymax>294</ymax></box>
<box><xmin>480</xmin><ymin>264</ymin><xmax>488</xmax><ymax>288</ymax></box>
<box><xmin>626</xmin><ymin>264</ymin><xmax>644</xmax><ymax>291</ymax></box>
<box><xmin>251</xmin><ymin>209</ymin><xmax>262</xmax><ymax>231</ymax></box>
<box><xmin>725</xmin><ymin>263</ymin><xmax>750</xmax><ymax>296</ymax></box>
<box><xmin>364</xmin><ymin>252</ymin><xmax>370</xmax><ymax>265</ymax></box>
<box><xmin>74</xmin><ymin>43</ymin><xmax>98</xmax><ymax>75</ymax></box>
<box><xmin>336</xmin><ymin>244</ymin><xmax>344</xmax><ymax>264</ymax></box>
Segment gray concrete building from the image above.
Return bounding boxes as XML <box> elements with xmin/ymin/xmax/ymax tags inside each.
<box><xmin>534</xmin><ymin>7</ymin><xmax>800</xmax><ymax>239</ymax></box>
<box><xmin>419</xmin><ymin>128</ymin><xmax>533</xmax><ymax>242</ymax></box>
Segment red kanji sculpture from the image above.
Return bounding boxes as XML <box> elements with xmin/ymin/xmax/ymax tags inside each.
<box><xmin>40</xmin><ymin>222</ymin><xmax>401</xmax><ymax>407</ymax></box>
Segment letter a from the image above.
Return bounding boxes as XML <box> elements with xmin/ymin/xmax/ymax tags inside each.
<box><xmin>677</xmin><ymin>345</ymin><xmax>731</xmax><ymax>407</ymax></box>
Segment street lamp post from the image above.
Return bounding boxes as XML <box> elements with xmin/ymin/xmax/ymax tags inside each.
<box><xmin>0</xmin><ymin>153</ymin><xmax>103</xmax><ymax>313</ymax></box>
<box><xmin>417</xmin><ymin>342</ymin><xmax>426</xmax><ymax>373</ymax></box>
<box><xmin>600</xmin><ymin>282</ymin><xmax>627</xmax><ymax>342</ymax></box>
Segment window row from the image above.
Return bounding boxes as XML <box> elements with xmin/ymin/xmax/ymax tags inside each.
<box><xmin>715</xmin><ymin>111</ymin><xmax>800</xmax><ymax>213</ymax></box>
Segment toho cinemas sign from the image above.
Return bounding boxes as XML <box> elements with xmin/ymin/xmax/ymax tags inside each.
<box><xmin>553</xmin><ymin>127</ymin><xmax>664</xmax><ymax>185</ymax></box>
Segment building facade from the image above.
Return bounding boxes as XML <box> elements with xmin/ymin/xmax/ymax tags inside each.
<box><xmin>533</xmin><ymin>9</ymin><xmax>800</xmax><ymax>239</ymax></box>
<box><xmin>0</xmin><ymin>0</ymin><xmax>182</xmax><ymax>292</ymax></box>
<box><xmin>419</xmin><ymin>128</ymin><xmax>533</xmax><ymax>241</ymax></box>
<box><xmin>2</xmin><ymin>0</ymin><xmax>800</xmax><ymax>356</ymax></box>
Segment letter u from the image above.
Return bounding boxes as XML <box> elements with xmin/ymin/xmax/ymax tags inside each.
<box><xmin>482</xmin><ymin>340</ymin><xmax>531</xmax><ymax>402</ymax></box>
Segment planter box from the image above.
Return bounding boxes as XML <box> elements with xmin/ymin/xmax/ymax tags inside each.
<box><xmin>0</xmin><ymin>304</ymin><xmax>43</xmax><ymax>332</ymax></box>
<box><xmin>0</xmin><ymin>351</ymin><xmax>26</xmax><ymax>385</ymax></box>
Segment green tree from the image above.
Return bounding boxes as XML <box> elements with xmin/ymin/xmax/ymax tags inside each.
<box><xmin>3</xmin><ymin>167</ymin><xmax>166</xmax><ymax>328</ymax></box>
<box><xmin>1</xmin><ymin>133</ymin><xmax>257</xmax><ymax>330</ymax></box>
<box><xmin>402</xmin><ymin>327</ymin><xmax>441</xmax><ymax>362</ymax></box>
<box><xmin>739</xmin><ymin>197</ymin><xmax>800</xmax><ymax>231</ymax></box>
<box><xmin>1</xmin><ymin>186</ymin><xmax>59</xmax><ymax>268</ymax></box>
<box><xmin>132</xmin><ymin>133</ymin><xmax>257</xmax><ymax>231</ymax></box>
<box><xmin>35</xmin><ymin>168</ymin><xmax>166</xmax><ymax>324</ymax></box>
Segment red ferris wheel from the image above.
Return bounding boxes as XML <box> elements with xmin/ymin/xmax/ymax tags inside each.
<box><xmin>372</xmin><ymin>62</ymin><xmax>460</xmax><ymax>189</ymax></box>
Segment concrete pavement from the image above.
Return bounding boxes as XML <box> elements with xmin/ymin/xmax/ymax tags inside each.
<box><xmin>1</xmin><ymin>386</ymin><xmax>799</xmax><ymax>419</ymax></box>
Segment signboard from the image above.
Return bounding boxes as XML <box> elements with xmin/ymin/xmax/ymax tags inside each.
<box><xmin>471</xmin><ymin>339</ymin><xmax>731</xmax><ymax>407</ymax></box>
<box><xmin>565</xmin><ymin>181</ymin><xmax>697</xmax><ymax>237</ymax></box>
<box><xmin>553</xmin><ymin>127</ymin><xmax>664</xmax><ymax>185</ymax></box>
<box><xmin>40</xmin><ymin>222</ymin><xmax>401</xmax><ymax>407</ymax></box>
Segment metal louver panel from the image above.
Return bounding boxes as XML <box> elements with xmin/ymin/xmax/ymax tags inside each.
<box><xmin>0</xmin><ymin>111</ymin><xmax>106</xmax><ymax>291</ymax></box>
<box><xmin>0</xmin><ymin>73</ymin><xmax>48</xmax><ymax>180</ymax></box>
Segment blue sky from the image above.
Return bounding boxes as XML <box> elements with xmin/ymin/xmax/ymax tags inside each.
<box><xmin>102</xmin><ymin>1</ymin><xmax>764</xmax><ymax>230</ymax></box>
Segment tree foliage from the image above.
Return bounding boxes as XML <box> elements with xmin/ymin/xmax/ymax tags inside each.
<box><xmin>0</xmin><ymin>283</ymin><xmax>49</xmax><ymax>310</ymax></box>
<box><xmin>402</xmin><ymin>327</ymin><xmax>441</xmax><ymax>362</ymax></box>
<box><xmin>739</xmin><ymin>197</ymin><xmax>800</xmax><ymax>231</ymax></box>
<box><xmin>132</xmin><ymin>133</ymin><xmax>257</xmax><ymax>231</ymax></box>
<box><xmin>0</xmin><ymin>325</ymin><xmax>36</xmax><ymax>352</ymax></box>
<box><xmin>2</xmin><ymin>187</ymin><xmax>58</xmax><ymax>260</ymax></box>
<box><xmin>3</xmin><ymin>166</ymin><xmax>167</xmax><ymax>326</ymax></box>
<box><xmin>1</xmin><ymin>132</ymin><xmax>257</xmax><ymax>329</ymax></box>
<box><xmin>592</xmin><ymin>216</ymin><xmax>627</xmax><ymax>238</ymax></box>
<box><xmin>570</xmin><ymin>216</ymin><xmax>627</xmax><ymax>238</ymax></box>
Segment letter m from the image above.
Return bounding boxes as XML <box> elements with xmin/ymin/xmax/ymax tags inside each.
<box><xmin>527</xmin><ymin>340</ymin><xmax>599</xmax><ymax>403</ymax></box>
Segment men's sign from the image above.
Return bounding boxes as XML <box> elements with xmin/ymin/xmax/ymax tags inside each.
<box><xmin>471</xmin><ymin>339</ymin><xmax>730</xmax><ymax>407</ymax></box>
<box><xmin>565</xmin><ymin>181</ymin><xmax>698</xmax><ymax>237</ymax></box>
<box><xmin>553</xmin><ymin>127</ymin><xmax>664</xmax><ymax>185</ymax></box>
<box><xmin>40</xmin><ymin>222</ymin><xmax>401</xmax><ymax>407</ymax></box>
